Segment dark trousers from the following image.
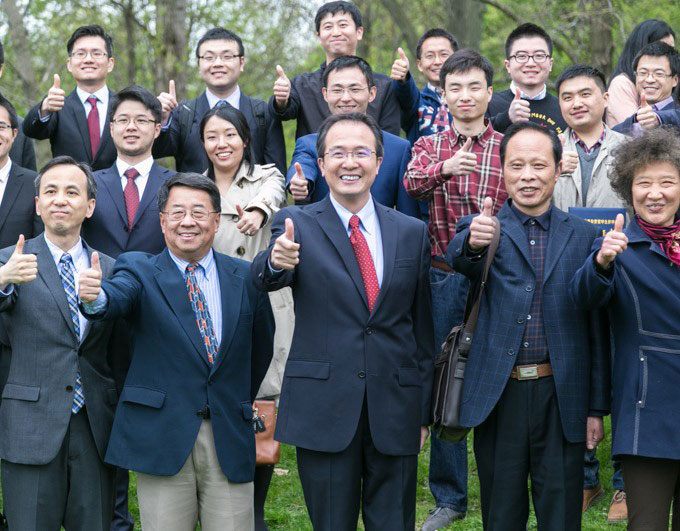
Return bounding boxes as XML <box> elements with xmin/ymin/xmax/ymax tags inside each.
<box><xmin>621</xmin><ymin>455</ymin><xmax>680</xmax><ymax>530</ymax></box>
<box><xmin>1</xmin><ymin>408</ymin><xmax>115</xmax><ymax>531</ymax></box>
<box><xmin>474</xmin><ymin>376</ymin><xmax>584</xmax><ymax>531</ymax></box>
<box><xmin>296</xmin><ymin>401</ymin><xmax>417</xmax><ymax>531</ymax></box>
<box><xmin>110</xmin><ymin>467</ymin><xmax>133</xmax><ymax>531</ymax></box>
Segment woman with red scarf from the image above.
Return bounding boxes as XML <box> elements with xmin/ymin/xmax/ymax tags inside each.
<box><xmin>571</xmin><ymin>127</ymin><xmax>680</xmax><ymax>530</ymax></box>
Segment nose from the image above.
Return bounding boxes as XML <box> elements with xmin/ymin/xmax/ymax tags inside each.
<box><xmin>339</xmin><ymin>88</ymin><xmax>353</xmax><ymax>101</ymax></box>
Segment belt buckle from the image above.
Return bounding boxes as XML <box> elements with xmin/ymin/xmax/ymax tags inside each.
<box><xmin>517</xmin><ymin>364</ymin><xmax>539</xmax><ymax>380</ymax></box>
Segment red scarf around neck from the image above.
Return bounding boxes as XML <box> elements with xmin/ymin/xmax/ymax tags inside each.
<box><xmin>636</xmin><ymin>215</ymin><xmax>680</xmax><ymax>266</ymax></box>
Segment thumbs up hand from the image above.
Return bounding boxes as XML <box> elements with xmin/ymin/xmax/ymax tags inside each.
<box><xmin>78</xmin><ymin>251</ymin><xmax>103</xmax><ymax>303</ymax></box>
<box><xmin>390</xmin><ymin>47</ymin><xmax>410</xmax><ymax>82</ymax></box>
<box><xmin>236</xmin><ymin>204</ymin><xmax>265</xmax><ymax>236</ymax></box>
<box><xmin>270</xmin><ymin>218</ymin><xmax>300</xmax><ymax>270</ymax></box>
<box><xmin>273</xmin><ymin>65</ymin><xmax>291</xmax><ymax>110</ymax></box>
<box><xmin>596</xmin><ymin>214</ymin><xmax>628</xmax><ymax>269</ymax></box>
<box><xmin>40</xmin><ymin>74</ymin><xmax>66</xmax><ymax>115</ymax></box>
<box><xmin>468</xmin><ymin>197</ymin><xmax>497</xmax><ymax>251</ymax></box>
<box><xmin>636</xmin><ymin>94</ymin><xmax>660</xmax><ymax>129</ymax></box>
<box><xmin>289</xmin><ymin>162</ymin><xmax>309</xmax><ymax>202</ymax></box>
<box><xmin>442</xmin><ymin>137</ymin><xmax>477</xmax><ymax>177</ymax></box>
<box><xmin>157</xmin><ymin>79</ymin><xmax>178</xmax><ymax>126</ymax></box>
<box><xmin>0</xmin><ymin>235</ymin><xmax>38</xmax><ymax>287</ymax></box>
<box><xmin>508</xmin><ymin>88</ymin><xmax>531</xmax><ymax>123</ymax></box>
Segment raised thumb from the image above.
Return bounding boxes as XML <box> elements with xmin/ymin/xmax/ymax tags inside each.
<box><xmin>276</xmin><ymin>65</ymin><xmax>287</xmax><ymax>79</ymax></box>
<box><xmin>284</xmin><ymin>218</ymin><xmax>294</xmax><ymax>241</ymax></box>
<box><xmin>514</xmin><ymin>88</ymin><xmax>521</xmax><ymax>100</ymax></box>
<box><xmin>169</xmin><ymin>79</ymin><xmax>176</xmax><ymax>99</ymax></box>
<box><xmin>398</xmin><ymin>47</ymin><xmax>407</xmax><ymax>61</ymax></box>
<box><xmin>640</xmin><ymin>93</ymin><xmax>647</xmax><ymax>108</ymax></box>
<box><xmin>14</xmin><ymin>234</ymin><xmax>25</xmax><ymax>255</ymax></box>
<box><xmin>482</xmin><ymin>197</ymin><xmax>493</xmax><ymax>217</ymax></box>
<box><xmin>614</xmin><ymin>213</ymin><xmax>624</xmax><ymax>233</ymax></box>
<box><xmin>462</xmin><ymin>137</ymin><xmax>473</xmax><ymax>151</ymax></box>
<box><xmin>236</xmin><ymin>204</ymin><xmax>245</xmax><ymax>217</ymax></box>
<box><xmin>294</xmin><ymin>162</ymin><xmax>304</xmax><ymax>178</ymax></box>
<box><xmin>91</xmin><ymin>251</ymin><xmax>101</xmax><ymax>272</ymax></box>
<box><xmin>53</xmin><ymin>74</ymin><xmax>61</xmax><ymax>89</ymax></box>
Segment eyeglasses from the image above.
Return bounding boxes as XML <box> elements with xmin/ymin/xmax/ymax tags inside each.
<box><xmin>0</xmin><ymin>122</ymin><xmax>13</xmax><ymax>132</ymax></box>
<box><xmin>636</xmin><ymin>69</ymin><xmax>673</xmax><ymax>81</ymax></box>
<box><xmin>112</xmin><ymin>117</ymin><xmax>156</xmax><ymax>127</ymax></box>
<box><xmin>327</xmin><ymin>86</ymin><xmax>369</xmax><ymax>97</ymax></box>
<box><xmin>325</xmin><ymin>148</ymin><xmax>375</xmax><ymax>161</ymax></box>
<box><xmin>421</xmin><ymin>51</ymin><xmax>452</xmax><ymax>62</ymax></box>
<box><xmin>70</xmin><ymin>50</ymin><xmax>108</xmax><ymax>60</ymax></box>
<box><xmin>162</xmin><ymin>209</ymin><xmax>217</xmax><ymax>221</ymax></box>
<box><xmin>509</xmin><ymin>52</ymin><xmax>550</xmax><ymax>64</ymax></box>
<box><xmin>198</xmin><ymin>53</ymin><xmax>242</xmax><ymax>63</ymax></box>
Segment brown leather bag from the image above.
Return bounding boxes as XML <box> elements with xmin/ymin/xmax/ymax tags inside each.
<box><xmin>254</xmin><ymin>400</ymin><xmax>281</xmax><ymax>465</ymax></box>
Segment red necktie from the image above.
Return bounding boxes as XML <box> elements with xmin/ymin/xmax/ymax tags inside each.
<box><xmin>86</xmin><ymin>95</ymin><xmax>100</xmax><ymax>159</ymax></box>
<box><xmin>123</xmin><ymin>167</ymin><xmax>140</xmax><ymax>228</ymax></box>
<box><xmin>348</xmin><ymin>215</ymin><xmax>380</xmax><ymax>311</ymax></box>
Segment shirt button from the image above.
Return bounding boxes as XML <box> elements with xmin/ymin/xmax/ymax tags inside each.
<box><xmin>517</xmin><ymin>317</ymin><xmax>524</xmax><ymax>324</ymax></box>
<box><xmin>507</xmin><ymin>348</ymin><xmax>515</xmax><ymax>356</ymax></box>
<box><xmin>232</xmin><ymin>215</ymin><xmax>239</xmax><ymax>222</ymax></box>
<box><xmin>527</xmin><ymin>314</ymin><xmax>532</xmax><ymax>320</ymax></box>
<box><xmin>236</xmin><ymin>246</ymin><xmax>245</xmax><ymax>256</ymax></box>
<box><xmin>358</xmin><ymin>371</ymin><xmax>366</xmax><ymax>378</ymax></box>
<box><xmin>525</xmin><ymin>285</ymin><xmax>533</xmax><ymax>292</ymax></box>
<box><xmin>237</xmin><ymin>182</ymin><xmax>244</xmax><ymax>188</ymax></box>
<box><xmin>523</xmin><ymin>341</ymin><xmax>529</xmax><ymax>347</ymax></box>
<box><xmin>530</xmin><ymin>239</ymin><xmax>536</xmax><ymax>245</ymax></box>
<box><xmin>65</xmin><ymin>385</ymin><xmax>73</xmax><ymax>392</ymax></box>
<box><xmin>530</xmin><ymin>219</ymin><xmax>536</xmax><ymax>225</ymax></box>
<box><xmin>365</xmin><ymin>327</ymin><xmax>373</xmax><ymax>335</ymax></box>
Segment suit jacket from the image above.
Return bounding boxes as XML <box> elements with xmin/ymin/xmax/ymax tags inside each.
<box><xmin>9</xmin><ymin>117</ymin><xmax>36</xmax><ymax>171</ymax></box>
<box><xmin>153</xmin><ymin>91</ymin><xmax>286</xmax><ymax>174</ymax></box>
<box><xmin>0</xmin><ymin>236</ymin><xmax>117</xmax><ymax>464</ymax></box>
<box><xmin>23</xmin><ymin>89</ymin><xmax>117</xmax><ymax>170</ymax></box>
<box><xmin>82</xmin><ymin>162</ymin><xmax>174</xmax><ymax>258</ymax></box>
<box><xmin>251</xmin><ymin>197</ymin><xmax>434</xmax><ymax>456</ymax></box>
<box><xmin>447</xmin><ymin>202</ymin><xmax>610</xmax><ymax>442</ymax></box>
<box><xmin>92</xmin><ymin>250</ymin><xmax>274</xmax><ymax>482</ymax></box>
<box><xmin>0</xmin><ymin>163</ymin><xmax>43</xmax><ymax>248</ymax></box>
<box><xmin>287</xmin><ymin>131</ymin><xmax>420</xmax><ymax>218</ymax></box>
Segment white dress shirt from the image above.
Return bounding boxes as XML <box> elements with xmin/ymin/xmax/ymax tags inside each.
<box><xmin>75</xmin><ymin>86</ymin><xmax>109</xmax><ymax>136</ymax></box>
<box><xmin>206</xmin><ymin>86</ymin><xmax>241</xmax><ymax>110</ymax></box>
<box><xmin>0</xmin><ymin>158</ymin><xmax>12</xmax><ymax>207</ymax></box>
<box><xmin>115</xmin><ymin>156</ymin><xmax>154</xmax><ymax>200</ymax></box>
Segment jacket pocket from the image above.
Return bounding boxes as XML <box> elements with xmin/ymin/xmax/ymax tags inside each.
<box><xmin>395</xmin><ymin>259</ymin><xmax>416</xmax><ymax>268</ymax></box>
<box><xmin>2</xmin><ymin>383</ymin><xmax>40</xmax><ymax>401</ymax></box>
<box><xmin>120</xmin><ymin>386</ymin><xmax>166</xmax><ymax>409</ymax></box>
<box><xmin>285</xmin><ymin>360</ymin><xmax>330</xmax><ymax>380</ymax></box>
<box><xmin>398</xmin><ymin>367</ymin><xmax>421</xmax><ymax>387</ymax></box>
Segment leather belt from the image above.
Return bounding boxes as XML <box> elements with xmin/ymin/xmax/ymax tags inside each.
<box><xmin>510</xmin><ymin>363</ymin><xmax>552</xmax><ymax>380</ymax></box>
<box><xmin>431</xmin><ymin>257</ymin><xmax>453</xmax><ymax>273</ymax></box>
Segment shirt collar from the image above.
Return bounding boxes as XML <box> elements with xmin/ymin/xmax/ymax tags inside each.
<box><xmin>44</xmin><ymin>234</ymin><xmax>86</xmax><ymax>264</ymax></box>
<box><xmin>426</xmin><ymin>83</ymin><xmax>443</xmax><ymax>101</ymax></box>
<box><xmin>329</xmin><ymin>193</ymin><xmax>377</xmax><ymax>235</ymax></box>
<box><xmin>76</xmin><ymin>85</ymin><xmax>109</xmax><ymax>106</ymax></box>
<box><xmin>449</xmin><ymin>119</ymin><xmax>496</xmax><ymax>148</ymax></box>
<box><xmin>0</xmin><ymin>158</ymin><xmax>12</xmax><ymax>184</ymax></box>
<box><xmin>205</xmin><ymin>86</ymin><xmax>241</xmax><ymax>110</ymax></box>
<box><xmin>509</xmin><ymin>81</ymin><xmax>547</xmax><ymax>101</ymax></box>
<box><xmin>509</xmin><ymin>200</ymin><xmax>551</xmax><ymax>230</ymax></box>
<box><xmin>116</xmin><ymin>156</ymin><xmax>154</xmax><ymax>179</ymax></box>
<box><xmin>652</xmin><ymin>95</ymin><xmax>675</xmax><ymax>111</ymax></box>
<box><xmin>570</xmin><ymin>126</ymin><xmax>606</xmax><ymax>154</ymax></box>
<box><xmin>168</xmin><ymin>248</ymin><xmax>216</xmax><ymax>277</ymax></box>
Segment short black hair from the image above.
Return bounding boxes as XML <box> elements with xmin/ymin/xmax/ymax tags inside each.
<box><xmin>0</xmin><ymin>94</ymin><xmax>19</xmax><ymax>130</ymax></box>
<box><xmin>322</xmin><ymin>55</ymin><xmax>374</xmax><ymax>88</ymax></box>
<box><xmin>439</xmin><ymin>48</ymin><xmax>493</xmax><ymax>89</ymax></box>
<box><xmin>415</xmin><ymin>28</ymin><xmax>458</xmax><ymax>59</ymax></box>
<box><xmin>195</xmin><ymin>27</ymin><xmax>244</xmax><ymax>59</ymax></box>
<box><xmin>200</xmin><ymin>105</ymin><xmax>254</xmax><ymax>178</ymax></box>
<box><xmin>157</xmin><ymin>173</ymin><xmax>221</xmax><ymax>214</ymax></box>
<box><xmin>505</xmin><ymin>23</ymin><xmax>553</xmax><ymax>58</ymax></box>
<box><xmin>500</xmin><ymin>121</ymin><xmax>562</xmax><ymax>167</ymax></box>
<box><xmin>35</xmin><ymin>155</ymin><xmax>97</xmax><ymax>200</ymax></box>
<box><xmin>110</xmin><ymin>85</ymin><xmax>162</xmax><ymax>123</ymax></box>
<box><xmin>67</xmin><ymin>25</ymin><xmax>114</xmax><ymax>58</ymax></box>
<box><xmin>633</xmin><ymin>41</ymin><xmax>680</xmax><ymax>77</ymax></box>
<box><xmin>556</xmin><ymin>64</ymin><xmax>607</xmax><ymax>95</ymax></box>
<box><xmin>0</xmin><ymin>40</ymin><xmax>4</xmax><ymax>67</ymax></box>
<box><xmin>316</xmin><ymin>112</ymin><xmax>383</xmax><ymax>159</ymax></box>
<box><xmin>315</xmin><ymin>1</ymin><xmax>362</xmax><ymax>33</ymax></box>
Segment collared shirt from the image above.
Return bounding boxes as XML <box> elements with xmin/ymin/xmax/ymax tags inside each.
<box><xmin>44</xmin><ymin>235</ymin><xmax>91</xmax><ymax>341</ymax></box>
<box><xmin>0</xmin><ymin>158</ymin><xmax>12</xmax><ymax>206</ymax></box>
<box><xmin>115</xmin><ymin>156</ymin><xmax>154</xmax><ymax>199</ymax></box>
<box><xmin>426</xmin><ymin>83</ymin><xmax>443</xmax><ymax>104</ymax></box>
<box><xmin>510</xmin><ymin>81</ymin><xmax>547</xmax><ymax>101</ymax></box>
<box><xmin>329</xmin><ymin>194</ymin><xmax>384</xmax><ymax>287</ymax></box>
<box><xmin>510</xmin><ymin>201</ymin><xmax>550</xmax><ymax>365</ymax></box>
<box><xmin>206</xmin><ymin>86</ymin><xmax>241</xmax><ymax>110</ymax></box>
<box><xmin>405</xmin><ymin>120</ymin><xmax>507</xmax><ymax>257</ymax></box>
<box><xmin>571</xmin><ymin>127</ymin><xmax>606</xmax><ymax>155</ymax></box>
<box><xmin>168</xmin><ymin>249</ymin><xmax>223</xmax><ymax>342</ymax></box>
<box><xmin>76</xmin><ymin>86</ymin><xmax>109</xmax><ymax>136</ymax></box>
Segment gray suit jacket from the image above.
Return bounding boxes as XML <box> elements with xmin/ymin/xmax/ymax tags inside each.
<box><xmin>0</xmin><ymin>235</ymin><xmax>118</xmax><ymax>465</ymax></box>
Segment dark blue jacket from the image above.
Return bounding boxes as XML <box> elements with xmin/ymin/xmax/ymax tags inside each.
<box><xmin>613</xmin><ymin>99</ymin><xmax>679</xmax><ymax>135</ymax></box>
<box><xmin>657</xmin><ymin>106</ymin><xmax>680</xmax><ymax>130</ymax></box>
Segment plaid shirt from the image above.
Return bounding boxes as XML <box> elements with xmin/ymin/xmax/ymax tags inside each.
<box><xmin>571</xmin><ymin>127</ymin><xmax>606</xmax><ymax>154</ymax></box>
<box><xmin>405</xmin><ymin>121</ymin><xmax>507</xmax><ymax>257</ymax></box>
<box><xmin>511</xmin><ymin>202</ymin><xmax>550</xmax><ymax>365</ymax></box>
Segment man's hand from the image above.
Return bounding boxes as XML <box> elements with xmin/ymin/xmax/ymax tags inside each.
<box><xmin>0</xmin><ymin>235</ymin><xmax>38</xmax><ymax>287</ymax></box>
<box><xmin>289</xmin><ymin>162</ymin><xmax>309</xmax><ymax>201</ymax></box>
<box><xmin>468</xmin><ymin>197</ymin><xmax>497</xmax><ymax>251</ymax></box>
<box><xmin>273</xmin><ymin>65</ymin><xmax>291</xmax><ymax>110</ymax></box>
<box><xmin>586</xmin><ymin>416</ymin><xmax>604</xmax><ymax>450</ymax></box>
<box><xmin>442</xmin><ymin>138</ymin><xmax>477</xmax><ymax>177</ymax></box>
<box><xmin>270</xmin><ymin>219</ymin><xmax>300</xmax><ymax>270</ymax></box>
<box><xmin>236</xmin><ymin>204</ymin><xmax>265</xmax><ymax>236</ymax></box>
<box><xmin>560</xmin><ymin>137</ymin><xmax>579</xmax><ymax>174</ymax></box>
<box><xmin>637</xmin><ymin>94</ymin><xmax>660</xmax><ymax>130</ymax></box>
<box><xmin>40</xmin><ymin>74</ymin><xmax>65</xmax><ymax>116</ymax></box>
<box><xmin>508</xmin><ymin>89</ymin><xmax>531</xmax><ymax>123</ymax></box>
<box><xmin>390</xmin><ymin>47</ymin><xmax>410</xmax><ymax>82</ymax></box>
<box><xmin>157</xmin><ymin>79</ymin><xmax>178</xmax><ymax>126</ymax></box>
<box><xmin>420</xmin><ymin>426</ymin><xmax>430</xmax><ymax>451</ymax></box>
<box><xmin>79</xmin><ymin>251</ymin><xmax>102</xmax><ymax>303</ymax></box>
<box><xmin>596</xmin><ymin>214</ymin><xmax>627</xmax><ymax>269</ymax></box>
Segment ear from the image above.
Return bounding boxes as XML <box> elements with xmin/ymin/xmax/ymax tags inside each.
<box><xmin>356</xmin><ymin>26</ymin><xmax>364</xmax><ymax>42</ymax></box>
<box><xmin>106</xmin><ymin>56</ymin><xmax>115</xmax><ymax>74</ymax></box>
<box><xmin>672</xmin><ymin>74</ymin><xmax>679</xmax><ymax>90</ymax></box>
<box><xmin>322</xmin><ymin>87</ymin><xmax>329</xmax><ymax>104</ymax></box>
<box><xmin>416</xmin><ymin>59</ymin><xmax>424</xmax><ymax>75</ymax></box>
<box><xmin>35</xmin><ymin>195</ymin><xmax>41</xmax><ymax>218</ymax></box>
<box><xmin>239</xmin><ymin>55</ymin><xmax>246</xmax><ymax>73</ymax></box>
<box><xmin>317</xmin><ymin>157</ymin><xmax>326</xmax><ymax>178</ymax></box>
<box><xmin>602</xmin><ymin>90</ymin><xmax>609</xmax><ymax>108</ymax></box>
<box><xmin>85</xmin><ymin>197</ymin><xmax>96</xmax><ymax>219</ymax></box>
<box><xmin>153</xmin><ymin>122</ymin><xmax>161</xmax><ymax>140</ymax></box>
<box><xmin>504</xmin><ymin>59</ymin><xmax>511</xmax><ymax>75</ymax></box>
<box><xmin>368</xmin><ymin>85</ymin><xmax>377</xmax><ymax>103</ymax></box>
<box><xmin>486</xmin><ymin>85</ymin><xmax>493</xmax><ymax>103</ymax></box>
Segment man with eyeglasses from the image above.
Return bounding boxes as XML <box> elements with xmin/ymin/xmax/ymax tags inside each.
<box><xmin>23</xmin><ymin>25</ymin><xmax>117</xmax><ymax>171</ymax></box>
<box><xmin>488</xmin><ymin>23</ymin><xmax>567</xmax><ymax>135</ymax></box>
<box><xmin>286</xmin><ymin>55</ymin><xmax>419</xmax><ymax>218</ymax></box>
<box><xmin>78</xmin><ymin>172</ymin><xmax>275</xmax><ymax>530</ymax></box>
<box><xmin>154</xmin><ymin>27</ymin><xmax>285</xmax><ymax>174</ymax></box>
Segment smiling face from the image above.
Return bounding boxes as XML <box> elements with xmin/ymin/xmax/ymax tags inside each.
<box><xmin>635</xmin><ymin>55</ymin><xmax>678</xmax><ymax>105</ymax></box>
<box><xmin>558</xmin><ymin>75</ymin><xmax>608</xmax><ymax>133</ymax></box>
<box><xmin>504</xmin><ymin>36</ymin><xmax>553</xmax><ymax>91</ymax></box>
<box><xmin>66</xmin><ymin>35</ymin><xmax>114</xmax><ymax>89</ymax></box>
<box><xmin>202</xmin><ymin>115</ymin><xmax>246</xmax><ymax>176</ymax></box>
<box><xmin>0</xmin><ymin>106</ymin><xmax>17</xmax><ymax>168</ymax></box>
<box><xmin>317</xmin><ymin>11</ymin><xmax>363</xmax><ymax>60</ymax></box>
<box><xmin>197</xmin><ymin>38</ymin><xmax>244</xmax><ymax>95</ymax></box>
<box><xmin>631</xmin><ymin>161</ymin><xmax>680</xmax><ymax>227</ymax></box>
<box><xmin>442</xmin><ymin>67</ymin><xmax>493</xmax><ymax>124</ymax></box>
<box><xmin>323</xmin><ymin>66</ymin><xmax>376</xmax><ymax>115</ymax></box>
<box><xmin>417</xmin><ymin>37</ymin><xmax>455</xmax><ymax>86</ymax></box>
<box><xmin>110</xmin><ymin>99</ymin><xmax>160</xmax><ymax>161</ymax></box>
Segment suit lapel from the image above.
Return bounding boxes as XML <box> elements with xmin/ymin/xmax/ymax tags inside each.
<box><xmin>133</xmin><ymin>163</ymin><xmax>166</xmax><ymax>228</ymax></box>
<box><xmin>210</xmin><ymin>253</ymin><xmax>242</xmax><ymax>375</ymax></box>
<box><xmin>370</xmin><ymin>202</ymin><xmax>396</xmax><ymax>316</ymax></box>
<box><xmin>543</xmin><ymin>207</ymin><xmax>574</xmax><ymax>284</ymax></box>
<box><xmin>0</xmin><ymin>165</ymin><xmax>25</xmax><ymax>231</ymax></box>
<box><xmin>99</xmin><ymin>165</ymin><xmax>128</xmax><ymax>227</ymax></box>
<box><xmin>498</xmin><ymin>203</ymin><xmax>534</xmax><ymax>273</ymax></box>
<box><xmin>66</xmin><ymin>91</ymin><xmax>92</xmax><ymax>161</ymax></box>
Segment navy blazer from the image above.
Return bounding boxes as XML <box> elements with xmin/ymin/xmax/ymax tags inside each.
<box><xmin>286</xmin><ymin>131</ymin><xmax>420</xmax><ymax>218</ymax></box>
<box><xmin>613</xmin><ymin>100</ymin><xmax>679</xmax><ymax>135</ymax></box>
<box><xmin>23</xmin><ymin>89</ymin><xmax>117</xmax><ymax>171</ymax></box>
<box><xmin>447</xmin><ymin>202</ymin><xmax>610</xmax><ymax>442</ymax></box>
<box><xmin>82</xmin><ymin>162</ymin><xmax>174</xmax><ymax>258</ymax></box>
<box><xmin>153</xmin><ymin>91</ymin><xmax>286</xmax><ymax>174</ymax></box>
<box><xmin>251</xmin><ymin>197</ymin><xmax>434</xmax><ymax>456</ymax></box>
<box><xmin>90</xmin><ymin>250</ymin><xmax>274</xmax><ymax>481</ymax></box>
<box><xmin>571</xmin><ymin>218</ymin><xmax>680</xmax><ymax>459</ymax></box>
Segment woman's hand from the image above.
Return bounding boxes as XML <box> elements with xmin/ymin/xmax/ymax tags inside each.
<box><xmin>236</xmin><ymin>205</ymin><xmax>266</xmax><ymax>236</ymax></box>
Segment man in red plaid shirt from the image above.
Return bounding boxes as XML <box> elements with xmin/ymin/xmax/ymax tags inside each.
<box><xmin>404</xmin><ymin>48</ymin><xmax>507</xmax><ymax>531</ymax></box>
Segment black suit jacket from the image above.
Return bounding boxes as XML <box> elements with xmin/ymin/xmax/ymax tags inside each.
<box><xmin>23</xmin><ymin>89</ymin><xmax>117</xmax><ymax>170</ymax></box>
<box><xmin>0</xmin><ymin>163</ymin><xmax>42</xmax><ymax>248</ymax></box>
<box><xmin>153</xmin><ymin>91</ymin><xmax>286</xmax><ymax>174</ymax></box>
<box><xmin>9</xmin><ymin>118</ymin><xmax>36</xmax><ymax>171</ymax></box>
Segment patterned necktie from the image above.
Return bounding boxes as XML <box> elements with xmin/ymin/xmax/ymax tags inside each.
<box><xmin>216</xmin><ymin>99</ymin><xmax>227</xmax><ymax>107</ymax></box>
<box><xmin>58</xmin><ymin>253</ymin><xmax>85</xmax><ymax>413</ymax></box>
<box><xmin>86</xmin><ymin>95</ymin><xmax>100</xmax><ymax>159</ymax></box>
<box><xmin>123</xmin><ymin>167</ymin><xmax>140</xmax><ymax>229</ymax></box>
<box><xmin>185</xmin><ymin>263</ymin><xmax>219</xmax><ymax>364</ymax></box>
<box><xmin>348</xmin><ymin>215</ymin><xmax>380</xmax><ymax>312</ymax></box>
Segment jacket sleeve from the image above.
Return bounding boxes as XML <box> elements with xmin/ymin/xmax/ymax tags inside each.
<box><xmin>263</xmin><ymin>107</ymin><xmax>287</xmax><ymax>174</ymax></box>
<box><xmin>657</xmin><ymin>108</ymin><xmax>680</xmax><ymax>129</ymax></box>
<box><xmin>152</xmin><ymin>105</ymin><xmax>182</xmax><ymax>160</ymax></box>
<box><xmin>250</xmin><ymin>286</ymin><xmax>275</xmax><ymax>402</ymax></box>
<box><xmin>287</xmin><ymin>137</ymin><xmax>320</xmax><ymax>199</ymax></box>
<box><xmin>251</xmin><ymin>209</ymin><xmax>297</xmax><ymax>292</ymax></box>
<box><xmin>376</xmin><ymin>80</ymin><xmax>401</xmax><ymax>136</ymax></box>
<box><xmin>268</xmin><ymin>75</ymin><xmax>302</xmax><ymax>122</ymax></box>
<box><xmin>445</xmin><ymin>215</ymin><xmax>486</xmax><ymax>280</ymax></box>
<box><xmin>394</xmin><ymin>142</ymin><xmax>421</xmax><ymax>218</ymax></box>
<box><xmin>18</xmin><ymin>128</ymin><xmax>37</xmax><ymax>171</ymax></box>
<box><xmin>22</xmin><ymin>99</ymin><xmax>57</xmax><ymax>140</ymax></box>
<box><xmin>489</xmin><ymin>109</ymin><xmax>512</xmax><ymax>134</ymax></box>
<box><xmin>569</xmin><ymin>238</ymin><xmax>615</xmax><ymax>309</ymax></box>
<box><xmin>404</xmin><ymin>134</ymin><xmax>446</xmax><ymax>200</ymax></box>
<box><xmin>95</xmin><ymin>254</ymin><xmax>144</xmax><ymax>320</ymax></box>
<box><xmin>245</xmin><ymin>165</ymin><xmax>287</xmax><ymax>225</ymax></box>
<box><xmin>393</xmin><ymin>74</ymin><xmax>421</xmax><ymax>137</ymax></box>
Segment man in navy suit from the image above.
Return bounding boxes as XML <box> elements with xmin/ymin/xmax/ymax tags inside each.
<box><xmin>23</xmin><ymin>25</ymin><xmax>117</xmax><ymax>170</ymax></box>
<box><xmin>447</xmin><ymin>121</ymin><xmax>610</xmax><ymax>530</ymax></box>
<box><xmin>252</xmin><ymin>112</ymin><xmax>434</xmax><ymax>530</ymax></box>
<box><xmin>79</xmin><ymin>173</ymin><xmax>274</xmax><ymax>530</ymax></box>
<box><xmin>286</xmin><ymin>55</ymin><xmax>419</xmax><ymax>218</ymax></box>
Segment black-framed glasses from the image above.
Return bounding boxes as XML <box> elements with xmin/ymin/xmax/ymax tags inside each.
<box><xmin>509</xmin><ymin>52</ymin><xmax>550</xmax><ymax>64</ymax></box>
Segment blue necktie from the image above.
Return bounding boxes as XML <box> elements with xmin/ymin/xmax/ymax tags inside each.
<box><xmin>216</xmin><ymin>99</ymin><xmax>227</xmax><ymax>107</ymax></box>
<box><xmin>58</xmin><ymin>253</ymin><xmax>85</xmax><ymax>413</ymax></box>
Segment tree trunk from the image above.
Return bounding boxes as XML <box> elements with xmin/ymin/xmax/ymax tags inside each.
<box><xmin>156</xmin><ymin>0</ymin><xmax>187</xmax><ymax>95</ymax></box>
<box><xmin>1</xmin><ymin>0</ymin><xmax>40</xmax><ymax>104</ymax></box>
<box><xmin>377</xmin><ymin>0</ymin><xmax>419</xmax><ymax>56</ymax></box>
<box><xmin>443</xmin><ymin>0</ymin><xmax>484</xmax><ymax>50</ymax></box>
<box><xmin>587</xmin><ymin>0</ymin><xmax>614</xmax><ymax>78</ymax></box>
<box><xmin>123</xmin><ymin>1</ymin><xmax>137</xmax><ymax>85</ymax></box>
